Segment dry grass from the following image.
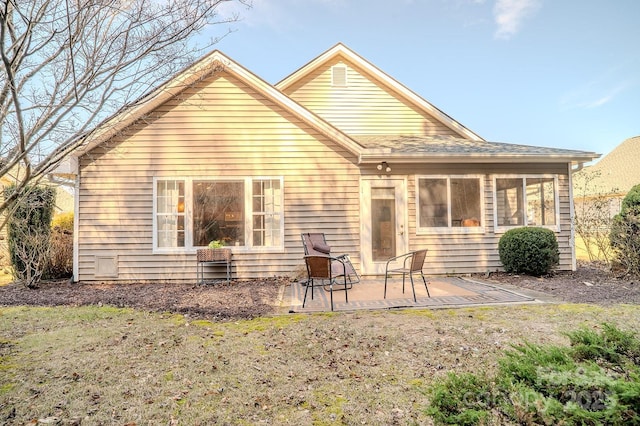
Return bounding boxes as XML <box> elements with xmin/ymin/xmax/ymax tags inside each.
<box><xmin>1</xmin><ymin>304</ymin><xmax>640</xmax><ymax>425</ymax></box>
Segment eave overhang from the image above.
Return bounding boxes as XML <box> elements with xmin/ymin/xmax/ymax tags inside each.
<box><xmin>355</xmin><ymin>135</ymin><xmax>600</xmax><ymax>166</ymax></box>
<box><xmin>359</xmin><ymin>151</ymin><xmax>599</xmax><ymax>165</ymax></box>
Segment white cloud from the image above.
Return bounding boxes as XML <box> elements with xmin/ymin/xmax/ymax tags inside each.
<box><xmin>560</xmin><ymin>82</ymin><xmax>630</xmax><ymax>110</ymax></box>
<box><xmin>493</xmin><ymin>0</ymin><xmax>541</xmax><ymax>40</ymax></box>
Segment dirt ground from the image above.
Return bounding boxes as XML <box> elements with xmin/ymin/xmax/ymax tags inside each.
<box><xmin>0</xmin><ymin>262</ymin><xmax>638</xmax><ymax>320</ymax></box>
<box><xmin>480</xmin><ymin>262</ymin><xmax>640</xmax><ymax>305</ymax></box>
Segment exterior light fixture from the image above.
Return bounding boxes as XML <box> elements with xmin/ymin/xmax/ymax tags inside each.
<box><xmin>377</xmin><ymin>161</ymin><xmax>391</xmax><ymax>173</ymax></box>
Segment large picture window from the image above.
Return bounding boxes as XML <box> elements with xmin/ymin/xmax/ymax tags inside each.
<box><xmin>154</xmin><ymin>177</ymin><xmax>283</xmax><ymax>251</ymax></box>
<box><xmin>494</xmin><ymin>176</ymin><xmax>557</xmax><ymax>229</ymax></box>
<box><xmin>417</xmin><ymin>176</ymin><xmax>483</xmax><ymax>231</ymax></box>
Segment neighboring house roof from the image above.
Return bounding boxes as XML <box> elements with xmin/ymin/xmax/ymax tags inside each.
<box><xmin>0</xmin><ymin>166</ymin><xmax>74</xmax><ymax>214</ymax></box>
<box><xmin>575</xmin><ymin>136</ymin><xmax>640</xmax><ymax>197</ymax></box>
<box><xmin>67</xmin><ymin>43</ymin><xmax>599</xmax><ymax>167</ymax></box>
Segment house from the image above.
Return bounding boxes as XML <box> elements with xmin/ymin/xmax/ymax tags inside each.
<box><xmin>65</xmin><ymin>43</ymin><xmax>598</xmax><ymax>282</ymax></box>
<box><xmin>574</xmin><ymin>135</ymin><xmax>640</xmax><ymax>217</ymax></box>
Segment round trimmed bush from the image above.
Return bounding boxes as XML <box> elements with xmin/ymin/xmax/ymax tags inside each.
<box><xmin>498</xmin><ymin>227</ymin><xmax>559</xmax><ymax>276</ymax></box>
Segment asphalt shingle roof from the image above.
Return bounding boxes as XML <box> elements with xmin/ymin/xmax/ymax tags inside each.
<box><xmin>355</xmin><ymin>135</ymin><xmax>598</xmax><ymax>161</ymax></box>
<box><xmin>575</xmin><ymin>135</ymin><xmax>640</xmax><ymax>196</ymax></box>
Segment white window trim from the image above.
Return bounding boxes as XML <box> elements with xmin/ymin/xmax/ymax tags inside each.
<box><xmin>415</xmin><ymin>174</ymin><xmax>486</xmax><ymax>235</ymax></box>
<box><xmin>153</xmin><ymin>176</ymin><xmax>188</xmax><ymax>254</ymax></box>
<box><xmin>152</xmin><ymin>176</ymin><xmax>284</xmax><ymax>254</ymax></box>
<box><xmin>492</xmin><ymin>174</ymin><xmax>560</xmax><ymax>234</ymax></box>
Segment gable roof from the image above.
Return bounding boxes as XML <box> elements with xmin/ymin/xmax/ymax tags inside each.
<box><xmin>575</xmin><ymin>136</ymin><xmax>640</xmax><ymax>195</ymax></box>
<box><xmin>67</xmin><ymin>43</ymin><xmax>599</xmax><ymax>169</ymax></box>
<box><xmin>72</xmin><ymin>50</ymin><xmax>364</xmax><ymax>159</ymax></box>
<box><xmin>276</xmin><ymin>43</ymin><xmax>485</xmax><ymax>141</ymax></box>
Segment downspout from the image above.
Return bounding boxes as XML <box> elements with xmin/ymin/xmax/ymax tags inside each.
<box><xmin>73</xmin><ymin>170</ymin><xmax>80</xmax><ymax>282</ymax></box>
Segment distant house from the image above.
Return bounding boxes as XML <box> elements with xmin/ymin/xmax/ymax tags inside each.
<box><xmin>574</xmin><ymin>136</ymin><xmax>640</xmax><ymax>218</ymax></box>
<box><xmin>62</xmin><ymin>43</ymin><xmax>598</xmax><ymax>282</ymax></box>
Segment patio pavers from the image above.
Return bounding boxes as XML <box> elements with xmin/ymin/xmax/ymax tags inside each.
<box><xmin>288</xmin><ymin>276</ymin><xmax>538</xmax><ymax>312</ymax></box>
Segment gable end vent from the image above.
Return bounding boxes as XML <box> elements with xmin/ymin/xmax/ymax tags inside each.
<box><xmin>331</xmin><ymin>65</ymin><xmax>347</xmax><ymax>87</ymax></box>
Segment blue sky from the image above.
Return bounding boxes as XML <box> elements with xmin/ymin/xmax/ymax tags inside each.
<box><xmin>207</xmin><ymin>0</ymin><xmax>639</xmax><ymax>161</ymax></box>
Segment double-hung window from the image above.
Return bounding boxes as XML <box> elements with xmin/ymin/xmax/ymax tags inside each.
<box><xmin>416</xmin><ymin>175</ymin><xmax>483</xmax><ymax>232</ymax></box>
<box><xmin>494</xmin><ymin>176</ymin><xmax>558</xmax><ymax>230</ymax></box>
<box><xmin>154</xmin><ymin>177</ymin><xmax>283</xmax><ymax>251</ymax></box>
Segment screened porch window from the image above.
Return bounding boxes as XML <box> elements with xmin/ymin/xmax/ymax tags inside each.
<box><xmin>494</xmin><ymin>176</ymin><xmax>557</xmax><ymax>228</ymax></box>
<box><xmin>417</xmin><ymin>176</ymin><xmax>482</xmax><ymax>230</ymax></box>
<box><xmin>154</xmin><ymin>177</ymin><xmax>283</xmax><ymax>251</ymax></box>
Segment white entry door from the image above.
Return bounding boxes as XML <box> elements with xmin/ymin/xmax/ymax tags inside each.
<box><xmin>361</xmin><ymin>178</ymin><xmax>408</xmax><ymax>275</ymax></box>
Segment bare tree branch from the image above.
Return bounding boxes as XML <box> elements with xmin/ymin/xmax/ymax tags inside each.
<box><xmin>0</xmin><ymin>0</ymin><xmax>250</xmax><ymax>217</ymax></box>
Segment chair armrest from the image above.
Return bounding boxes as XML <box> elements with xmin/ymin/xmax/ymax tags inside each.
<box><xmin>384</xmin><ymin>252</ymin><xmax>412</xmax><ymax>273</ymax></box>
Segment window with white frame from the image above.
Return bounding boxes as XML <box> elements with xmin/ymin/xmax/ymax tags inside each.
<box><xmin>156</xmin><ymin>180</ymin><xmax>185</xmax><ymax>248</ymax></box>
<box><xmin>494</xmin><ymin>176</ymin><xmax>557</xmax><ymax>228</ymax></box>
<box><xmin>252</xmin><ymin>179</ymin><xmax>282</xmax><ymax>247</ymax></box>
<box><xmin>416</xmin><ymin>176</ymin><xmax>483</xmax><ymax>230</ymax></box>
<box><xmin>154</xmin><ymin>177</ymin><xmax>283</xmax><ymax>251</ymax></box>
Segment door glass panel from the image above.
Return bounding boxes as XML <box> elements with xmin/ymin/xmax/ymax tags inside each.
<box><xmin>371</xmin><ymin>187</ymin><xmax>396</xmax><ymax>262</ymax></box>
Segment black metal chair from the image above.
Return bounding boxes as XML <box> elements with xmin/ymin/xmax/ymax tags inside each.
<box><xmin>303</xmin><ymin>255</ymin><xmax>349</xmax><ymax>311</ymax></box>
<box><xmin>301</xmin><ymin>232</ymin><xmax>360</xmax><ymax>288</ymax></box>
<box><xmin>383</xmin><ymin>249</ymin><xmax>430</xmax><ymax>302</ymax></box>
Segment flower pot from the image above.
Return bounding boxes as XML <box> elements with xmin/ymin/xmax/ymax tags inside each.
<box><xmin>197</xmin><ymin>248</ymin><xmax>232</xmax><ymax>262</ymax></box>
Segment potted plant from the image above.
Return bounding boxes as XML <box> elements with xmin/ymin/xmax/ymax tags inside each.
<box><xmin>208</xmin><ymin>240</ymin><xmax>225</xmax><ymax>249</ymax></box>
<box><xmin>197</xmin><ymin>240</ymin><xmax>232</xmax><ymax>262</ymax></box>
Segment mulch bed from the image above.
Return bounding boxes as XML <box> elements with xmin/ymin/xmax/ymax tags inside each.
<box><xmin>1</xmin><ymin>263</ymin><xmax>638</xmax><ymax>320</ymax></box>
<box><xmin>0</xmin><ymin>278</ymin><xmax>287</xmax><ymax>321</ymax></box>
<box><xmin>477</xmin><ymin>262</ymin><xmax>640</xmax><ymax>305</ymax></box>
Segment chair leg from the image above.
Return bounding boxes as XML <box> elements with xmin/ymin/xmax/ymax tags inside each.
<box><xmin>302</xmin><ymin>278</ymin><xmax>315</xmax><ymax>308</ymax></box>
<box><xmin>302</xmin><ymin>278</ymin><xmax>309</xmax><ymax>307</ymax></box>
<box><xmin>329</xmin><ymin>281</ymin><xmax>334</xmax><ymax>311</ymax></box>
<box><xmin>421</xmin><ymin>272</ymin><xmax>430</xmax><ymax>297</ymax></box>
<box><xmin>343</xmin><ymin>276</ymin><xmax>348</xmax><ymax>303</ymax></box>
<box><xmin>409</xmin><ymin>273</ymin><xmax>417</xmax><ymax>302</ymax></box>
<box><xmin>384</xmin><ymin>274</ymin><xmax>388</xmax><ymax>299</ymax></box>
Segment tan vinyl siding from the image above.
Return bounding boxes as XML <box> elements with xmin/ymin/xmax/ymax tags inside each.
<box><xmin>400</xmin><ymin>163</ymin><xmax>574</xmax><ymax>274</ymax></box>
<box><xmin>282</xmin><ymin>57</ymin><xmax>460</xmax><ymax>137</ymax></box>
<box><xmin>77</xmin><ymin>72</ymin><xmax>361</xmax><ymax>281</ymax></box>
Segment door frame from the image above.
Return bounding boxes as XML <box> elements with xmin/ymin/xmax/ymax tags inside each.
<box><xmin>360</xmin><ymin>176</ymin><xmax>409</xmax><ymax>275</ymax></box>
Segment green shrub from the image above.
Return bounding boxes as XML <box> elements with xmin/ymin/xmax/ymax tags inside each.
<box><xmin>425</xmin><ymin>372</ymin><xmax>492</xmax><ymax>426</ymax></box>
<box><xmin>610</xmin><ymin>184</ymin><xmax>640</xmax><ymax>276</ymax></box>
<box><xmin>498</xmin><ymin>227</ymin><xmax>559</xmax><ymax>276</ymax></box>
<box><xmin>425</xmin><ymin>324</ymin><xmax>640</xmax><ymax>425</ymax></box>
<box><xmin>4</xmin><ymin>185</ymin><xmax>55</xmax><ymax>288</ymax></box>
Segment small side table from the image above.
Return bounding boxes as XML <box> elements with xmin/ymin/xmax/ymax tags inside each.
<box><xmin>196</xmin><ymin>248</ymin><xmax>233</xmax><ymax>284</ymax></box>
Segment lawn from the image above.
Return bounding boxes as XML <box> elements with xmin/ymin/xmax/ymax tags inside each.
<box><xmin>1</xmin><ymin>304</ymin><xmax>639</xmax><ymax>424</ymax></box>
